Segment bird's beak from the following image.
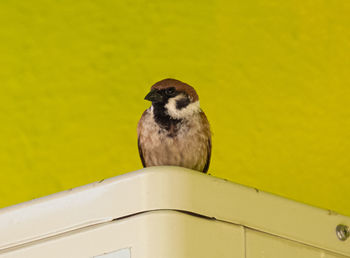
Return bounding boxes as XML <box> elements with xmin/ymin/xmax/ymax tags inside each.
<box><xmin>144</xmin><ymin>89</ymin><xmax>163</xmax><ymax>103</ymax></box>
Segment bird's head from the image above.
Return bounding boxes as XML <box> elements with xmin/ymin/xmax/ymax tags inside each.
<box><xmin>145</xmin><ymin>78</ymin><xmax>201</xmax><ymax>119</ymax></box>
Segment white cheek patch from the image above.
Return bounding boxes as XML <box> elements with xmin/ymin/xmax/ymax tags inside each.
<box><xmin>165</xmin><ymin>95</ymin><xmax>200</xmax><ymax>119</ymax></box>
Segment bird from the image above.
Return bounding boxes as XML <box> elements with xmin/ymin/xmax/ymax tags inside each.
<box><xmin>137</xmin><ymin>78</ymin><xmax>211</xmax><ymax>173</ymax></box>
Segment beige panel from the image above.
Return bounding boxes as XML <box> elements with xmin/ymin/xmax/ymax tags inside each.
<box><xmin>0</xmin><ymin>210</ymin><xmax>245</xmax><ymax>258</ymax></box>
<box><xmin>1</xmin><ymin>167</ymin><xmax>349</xmax><ymax>255</ymax></box>
<box><xmin>246</xmin><ymin>229</ymin><xmax>349</xmax><ymax>258</ymax></box>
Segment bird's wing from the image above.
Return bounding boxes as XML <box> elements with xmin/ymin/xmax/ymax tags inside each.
<box><xmin>202</xmin><ymin>137</ymin><xmax>211</xmax><ymax>173</ymax></box>
<box><xmin>138</xmin><ymin>136</ymin><xmax>146</xmax><ymax>167</ymax></box>
<box><xmin>200</xmin><ymin>111</ymin><xmax>212</xmax><ymax>173</ymax></box>
<box><xmin>137</xmin><ymin>109</ymin><xmax>149</xmax><ymax>167</ymax></box>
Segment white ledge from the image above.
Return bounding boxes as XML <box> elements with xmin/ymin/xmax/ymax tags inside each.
<box><xmin>0</xmin><ymin>166</ymin><xmax>349</xmax><ymax>256</ymax></box>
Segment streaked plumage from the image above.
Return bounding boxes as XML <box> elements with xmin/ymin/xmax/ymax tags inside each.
<box><xmin>137</xmin><ymin>78</ymin><xmax>211</xmax><ymax>173</ymax></box>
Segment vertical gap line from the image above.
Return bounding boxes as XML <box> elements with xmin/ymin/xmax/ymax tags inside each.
<box><xmin>243</xmin><ymin>226</ymin><xmax>247</xmax><ymax>258</ymax></box>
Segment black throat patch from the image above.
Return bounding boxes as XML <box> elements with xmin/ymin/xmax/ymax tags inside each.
<box><xmin>152</xmin><ymin>102</ymin><xmax>182</xmax><ymax>137</ymax></box>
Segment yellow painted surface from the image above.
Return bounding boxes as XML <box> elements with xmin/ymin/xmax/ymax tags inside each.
<box><xmin>0</xmin><ymin>1</ymin><xmax>349</xmax><ymax>216</ymax></box>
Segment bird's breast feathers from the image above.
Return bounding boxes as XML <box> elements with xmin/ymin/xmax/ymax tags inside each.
<box><xmin>138</xmin><ymin>108</ymin><xmax>210</xmax><ymax>171</ymax></box>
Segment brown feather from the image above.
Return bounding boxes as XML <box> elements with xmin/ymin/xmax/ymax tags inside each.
<box><xmin>151</xmin><ymin>78</ymin><xmax>199</xmax><ymax>102</ymax></box>
<box><xmin>138</xmin><ymin>136</ymin><xmax>146</xmax><ymax>167</ymax></box>
<box><xmin>200</xmin><ymin>111</ymin><xmax>212</xmax><ymax>173</ymax></box>
<box><xmin>137</xmin><ymin>110</ymin><xmax>149</xmax><ymax>167</ymax></box>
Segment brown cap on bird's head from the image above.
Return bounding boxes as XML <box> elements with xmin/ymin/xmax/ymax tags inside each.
<box><xmin>151</xmin><ymin>78</ymin><xmax>199</xmax><ymax>102</ymax></box>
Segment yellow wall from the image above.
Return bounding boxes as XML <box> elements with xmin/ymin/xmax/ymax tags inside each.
<box><xmin>1</xmin><ymin>1</ymin><xmax>349</xmax><ymax>216</ymax></box>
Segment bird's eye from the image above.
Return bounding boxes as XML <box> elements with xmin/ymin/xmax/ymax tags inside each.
<box><xmin>165</xmin><ymin>88</ymin><xmax>176</xmax><ymax>96</ymax></box>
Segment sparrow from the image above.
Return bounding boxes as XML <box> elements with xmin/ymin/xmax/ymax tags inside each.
<box><xmin>137</xmin><ymin>78</ymin><xmax>211</xmax><ymax>173</ymax></box>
